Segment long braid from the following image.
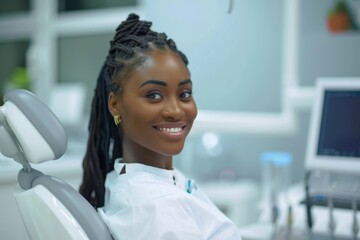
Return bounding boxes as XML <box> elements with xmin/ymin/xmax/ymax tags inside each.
<box><xmin>79</xmin><ymin>13</ymin><xmax>188</xmax><ymax>208</ymax></box>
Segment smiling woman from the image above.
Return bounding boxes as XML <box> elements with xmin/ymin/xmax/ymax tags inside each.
<box><xmin>79</xmin><ymin>13</ymin><xmax>241</xmax><ymax>239</ymax></box>
<box><xmin>107</xmin><ymin>49</ymin><xmax>197</xmax><ymax>169</ymax></box>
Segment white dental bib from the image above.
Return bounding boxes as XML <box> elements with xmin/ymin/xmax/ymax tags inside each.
<box><xmin>98</xmin><ymin>159</ymin><xmax>242</xmax><ymax>240</ymax></box>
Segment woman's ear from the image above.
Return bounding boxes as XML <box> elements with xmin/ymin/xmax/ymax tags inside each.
<box><xmin>108</xmin><ymin>92</ymin><xmax>121</xmax><ymax>117</ymax></box>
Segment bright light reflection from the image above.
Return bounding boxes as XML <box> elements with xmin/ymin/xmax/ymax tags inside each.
<box><xmin>202</xmin><ymin>132</ymin><xmax>219</xmax><ymax>150</ymax></box>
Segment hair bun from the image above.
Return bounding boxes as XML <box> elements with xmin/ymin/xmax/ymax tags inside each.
<box><xmin>127</xmin><ymin>13</ymin><xmax>140</xmax><ymax>21</ymax></box>
<box><xmin>115</xmin><ymin>13</ymin><xmax>152</xmax><ymax>36</ymax></box>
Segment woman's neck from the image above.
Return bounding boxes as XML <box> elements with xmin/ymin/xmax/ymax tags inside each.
<box><xmin>122</xmin><ymin>144</ymin><xmax>173</xmax><ymax>170</ymax></box>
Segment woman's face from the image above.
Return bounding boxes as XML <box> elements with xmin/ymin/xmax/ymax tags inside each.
<box><xmin>109</xmin><ymin>49</ymin><xmax>197</xmax><ymax>167</ymax></box>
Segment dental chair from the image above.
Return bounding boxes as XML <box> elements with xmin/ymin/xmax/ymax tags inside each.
<box><xmin>0</xmin><ymin>89</ymin><xmax>112</xmax><ymax>240</ymax></box>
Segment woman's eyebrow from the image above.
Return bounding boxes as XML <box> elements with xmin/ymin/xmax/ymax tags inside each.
<box><xmin>178</xmin><ymin>79</ymin><xmax>192</xmax><ymax>86</ymax></box>
<box><xmin>139</xmin><ymin>79</ymin><xmax>192</xmax><ymax>88</ymax></box>
<box><xmin>139</xmin><ymin>80</ymin><xmax>167</xmax><ymax>88</ymax></box>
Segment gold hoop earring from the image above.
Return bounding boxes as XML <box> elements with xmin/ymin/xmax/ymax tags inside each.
<box><xmin>114</xmin><ymin>115</ymin><xmax>121</xmax><ymax>125</ymax></box>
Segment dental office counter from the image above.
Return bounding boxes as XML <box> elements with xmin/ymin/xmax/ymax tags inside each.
<box><xmin>0</xmin><ymin>153</ymin><xmax>83</xmax><ymax>240</ymax></box>
<box><xmin>239</xmin><ymin>183</ymin><xmax>359</xmax><ymax>240</ymax></box>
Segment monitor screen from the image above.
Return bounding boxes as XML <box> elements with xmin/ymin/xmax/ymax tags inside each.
<box><xmin>317</xmin><ymin>90</ymin><xmax>360</xmax><ymax>158</ymax></box>
<box><xmin>305</xmin><ymin>78</ymin><xmax>360</xmax><ymax>173</ymax></box>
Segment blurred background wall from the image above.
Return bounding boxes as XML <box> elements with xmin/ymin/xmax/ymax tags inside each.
<box><xmin>1</xmin><ymin>0</ymin><xmax>360</xmax><ymax>184</ymax></box>
<box><xmin>1</xmin><ymin>0</ymin><xmax>360</xmax><ymax>238</ymax></box>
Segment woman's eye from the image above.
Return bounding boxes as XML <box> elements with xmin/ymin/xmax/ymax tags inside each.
<box><xmin>180</xmin><ymin>90</ymin><xmax>192</xmax><ymax>100</ymax></box>
<box><xmin>146</xmin><ymin>92</ymin><xmax>163</xmax><ymax>100</ymax></box>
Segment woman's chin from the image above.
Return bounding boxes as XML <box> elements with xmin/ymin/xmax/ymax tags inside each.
<box><xmin>161</xmin><ymin>145</ymin><xmax>185</xmax><ymax>157</ymax></box>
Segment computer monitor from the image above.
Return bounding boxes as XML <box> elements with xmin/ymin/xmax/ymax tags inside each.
<box><xmin>305</xmin><ymin>77</ymin><xmax>360</xmax><ymax>174</ymax></box>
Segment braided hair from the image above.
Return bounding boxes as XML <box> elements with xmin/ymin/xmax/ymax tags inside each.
<box><xmin>79</xmin><ymin>13</ymin><xmax>189</xmax><ymax>208</ymax></box>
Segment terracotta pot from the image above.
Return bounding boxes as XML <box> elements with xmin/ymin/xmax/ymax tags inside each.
<box><xmin>327</xmin><ymin>12</ymin><xmax>351</xmax><ymax>33</ymax></box>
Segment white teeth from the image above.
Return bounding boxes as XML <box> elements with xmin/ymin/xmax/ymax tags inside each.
<box><xmin>159</xmin><ymin>127</ymin><xmax>182</xmax><ymax>133</ymax></box>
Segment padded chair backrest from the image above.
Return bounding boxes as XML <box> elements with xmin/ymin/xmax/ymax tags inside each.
<box><xmin>16</xmin><ymin>169</ymin><xmax>113</xmax><ymax>240</ymax></box>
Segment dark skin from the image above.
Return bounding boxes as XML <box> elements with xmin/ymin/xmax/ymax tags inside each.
<box><xmin>108</xmin><ymin>48</ymin><xmax>197</xmax><ymax>170</ymax></box>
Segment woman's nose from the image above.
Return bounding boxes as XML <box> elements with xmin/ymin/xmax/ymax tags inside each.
<box><xmin>162</xmin><ymin>98</ymin><xmax>185</xmax><ymax>120</ymax></box>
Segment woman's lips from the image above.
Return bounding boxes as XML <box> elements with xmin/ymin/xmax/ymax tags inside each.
<box><xmin>153</xmin><ymin>122</ymin><xmax>187</xmax><ymax>138</ymax></box>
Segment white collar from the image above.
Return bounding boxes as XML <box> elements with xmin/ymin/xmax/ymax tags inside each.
<box><xmin>114</xmin><ymin>158</ymin><xmax>178</xmax><ymax>186</ymax></box>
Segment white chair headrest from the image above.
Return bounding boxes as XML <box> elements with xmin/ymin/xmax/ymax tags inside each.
<box><xmin>0</xmin><ymin>89</ymin><xmax>67</xmax><ymax>164</ymax></box>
